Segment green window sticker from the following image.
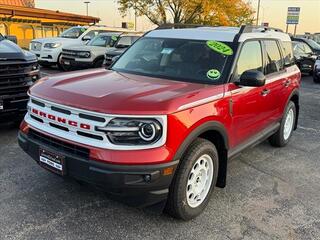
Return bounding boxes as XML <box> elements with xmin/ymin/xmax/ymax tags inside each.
<box><xmin>206</xmin><ymin>40</ymin><xmax>233</xmax><ymax>56</ymax></box>
<box><xmin>111</xmin><ymin>36</ymin><xmax>118</xmax><ymax>41</ymax></box>
<box><xmin>207</xmin><ymin>69</ymin><xmax>221</xmax><ymax>80</ymax></box>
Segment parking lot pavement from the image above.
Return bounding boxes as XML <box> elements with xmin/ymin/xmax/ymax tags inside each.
<box><xmin>0</xmin><ymin>74</ymin><xmax>320</xmax><ymax>240</ymax></box>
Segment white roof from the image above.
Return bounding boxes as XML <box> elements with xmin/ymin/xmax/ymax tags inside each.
<box><xmin>146</xmin><ymin>26</ymin><xmax>291</xmax><ymax>42</ymax></box>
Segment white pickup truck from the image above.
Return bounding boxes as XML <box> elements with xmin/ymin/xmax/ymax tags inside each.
<box><xmin>29</xmin><ymin>25</ymin><xmax>129</xmax><ymax>69</ymax></box>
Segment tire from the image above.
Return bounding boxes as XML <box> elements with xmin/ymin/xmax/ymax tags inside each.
<box><xmin>313</xmin><ymin>73</ymin><xmax>320</xmax><ymax>83</ymax></box>
<box><xmin>269</xmin><ymin>101</ymin><xmax>296</xmax><ymax>147</ymax></box>
<box><xmin>39</xmin><ymin>62</ymin><xmax>52</xmax><ymax>69</ymax></box>
<box><xmin>93</xmin><ymin>58</ymin><xmax>104</xmax><ymax>68</ymax></box>
<box><xmin>57</xmin><ymin>54</ymin><xmax>65</xmax><ymax>71</ymax></box>
<box><xmin>165</xmin><ymin>138</ymin><xmax>219</xmax><ymax>220</ymax></box>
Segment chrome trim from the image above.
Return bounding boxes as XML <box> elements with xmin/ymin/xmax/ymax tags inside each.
<box><xmin>177</xmin><ymin>93</ymin><xmax>224</xmax><ymax>111</ymax></box>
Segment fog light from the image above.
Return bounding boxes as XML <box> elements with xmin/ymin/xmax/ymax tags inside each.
<box><xmin>144</xmin><ymin>174</ymin><xmax>151</xmax><ymax>182</ymax></box>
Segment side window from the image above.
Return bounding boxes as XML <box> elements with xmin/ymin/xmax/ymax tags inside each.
<box><xmin>264</xmin><ymin>40</ymin><xmax>284</xmax><ymax>75</ymax></box>
<box><xmin>302</xmin><ymin>43</ymin><xmax>312</xmax><ymax>54</ymax></box>
<box><xmin>281</xmin><ymin>41</ymin><xmax>295</xmax><ymax>67</ymax></box>
<box><xmin>293</xmin><ymin>43</ymin><xmax>305</xmax><ymax>55</ymax></box>
<box><xmin>84</xmin><ymin>30</ymin><xmax>99</xmax><ymax>39</ymax></box>
<box><xmin>236</xmin><ymin>41</ymin><xmax>263</xmax><ymax>78</ymax></box>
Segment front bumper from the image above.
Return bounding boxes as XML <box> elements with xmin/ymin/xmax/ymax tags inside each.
<box><xmin>30</xmin><ymin>48</ymin><xmax>60</xmax><ymax>64</ymax></box>
<box><xmin>0</xmin><ymin>93</ymin><xmax>28</xmax><ymax>121</ymax></box>
<box><xmin>60</xmin><ymin>57</ymin><xmax>94</xmax><ymax>69</ymax></box>
<box><xmin>18</xmin><ymin>130</ymin><xmax>178</xmax><ymax>207</ymax></box>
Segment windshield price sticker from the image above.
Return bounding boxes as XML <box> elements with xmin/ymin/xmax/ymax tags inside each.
<box><xmin>207</xmin><ymin>69</ymin><xmax>221</xmax><ymax>80</ymax></box>
<box><xmin>206</xmin><ymin>40</ymin><xmax>233</xmax><ymax>56</ymax></box>
<box><xmin>161</xmin><ymin>48</ymin><xmax>174</xmax><ymax>55</ymax></box>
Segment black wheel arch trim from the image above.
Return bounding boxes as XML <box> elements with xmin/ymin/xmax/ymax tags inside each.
<box><xmin>173</xmin><ymin>121</ymin><xmax>229</xmax><ymax>161</ymax></box>
<box><xmin>286</xmin><ymin>89</ymin><xmax>299</xmax><ymax>130</ymax></box>
<box><xmin>173</xmin><ymin>121</ymin><xmax>229</xmax><ymax>188</ymax></box>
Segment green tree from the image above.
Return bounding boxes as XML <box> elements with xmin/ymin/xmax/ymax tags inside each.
<box><xmin>118</xmin><ymin>0</ymin><xmax>254</xmax><ymax>26</ymax></box>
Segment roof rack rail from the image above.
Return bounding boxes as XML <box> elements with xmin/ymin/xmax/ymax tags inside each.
<box><xmin>233</xmin><ymin>25</ymin><xmax>284</xmax><ymax>44</ymax></box>
<box><xmin>155</xmin><ymin>23</ymin><xmax>211</xmax><ymax>30</ymax></box>
<box><xmin>240</xmin><ymin>25</ymin><xmax>284</xmax><ymax>33</ymax></box>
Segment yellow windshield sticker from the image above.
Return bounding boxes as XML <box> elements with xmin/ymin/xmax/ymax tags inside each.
<box><xmin>207</xmin><ymin>69</ymin><xmax>221</xmax><ymax>80</ymax></box>
<box><xmin>206</xmin><ymin>40</ymin><xmax>233</xmax><ymax>56</ymax></box>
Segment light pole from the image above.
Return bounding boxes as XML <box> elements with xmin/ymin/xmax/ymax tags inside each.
<box><xmin>84</xmin><ymin>1</ymin><xmax>90</xmax><ymax>16</ymax></box>
<box><xmin>256</xmin><ymin>0</ymin><xmax>261</xmax><ymax>26</ymax></box>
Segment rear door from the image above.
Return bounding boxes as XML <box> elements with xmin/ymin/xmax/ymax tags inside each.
<box><xmin>259</xmin><ymin>39</ymin><xmax>287</xmax><ymax>125</ymax></box>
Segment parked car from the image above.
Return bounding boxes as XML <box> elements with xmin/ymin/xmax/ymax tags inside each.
<box><xmin>291</xmin><ymin>37</ymin><xmax>320</xmax><ymax>55</ymax></box>
<box><xmin>60</xmin><ymin>32</ymin><xmax>121</xmax><ymax>71</ymax></box>
<box><xmin>104</xmin><ymin>34</ymin><xmax>141</xmax><ymax>66</ymax></box>
<box><xmin>29</xmin><ymin>25</ymin><xmax>130</xmax><ymax>69</ymax></box>
<box><xmin>19</xmin><ymin>25</ymin><xmax>300</xmax><ymax>220</ymax></box>
<box><xmin>0</xmin><ymin>33</ymin><xmax>39</xmax><ymax>122</ymax></box>
<box><xmin>292</xmin><ymin>41</ymin><xmax>317</xmax><ymax>75</ymax></box>
<box><xmin>313</xmin><ymin>58</ymin><xmax>320</xmax><ymax>83</ymax></box>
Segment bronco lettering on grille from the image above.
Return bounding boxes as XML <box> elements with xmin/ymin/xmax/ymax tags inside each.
<box><xmin>32</xmin><ymin>108</ymin><xmax>91</xmax><ymax>130</ymax></box>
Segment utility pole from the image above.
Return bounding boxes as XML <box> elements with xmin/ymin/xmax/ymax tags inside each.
<box><xmin>84</xmin><ymin>1</ymin><xmax>90</xmax><ymax>16</ymax></box>
<box><xmin>256</xmin><ymin>0</ymin><xmax>261</xmax><ymax>26</ymax></box>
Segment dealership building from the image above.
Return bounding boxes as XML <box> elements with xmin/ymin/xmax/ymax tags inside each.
<box><xmin>0</xmin><ymin>0</ymin><xmax>100</xmax><ymax>48</ymax></box>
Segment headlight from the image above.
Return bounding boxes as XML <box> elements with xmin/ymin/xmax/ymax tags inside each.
<box><xmin>96</xmin><ymin>118</ymin><xmax>163</xmax><ymax>145</ymax></box>
<box><xmin>44</xmin><ymin>43</ymin><xmax>62</xmax><ymax>48</ymax></box>
<box><xmin>78</xmin><ymin>51</ymin><xmax>91</xmax><ymax>58</ymax></box>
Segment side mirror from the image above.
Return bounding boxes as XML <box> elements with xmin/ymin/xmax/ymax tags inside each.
<box><xmin>239</xmin><ymin>70</ymin><xmax>266</xmax><ymax>87</ymax></box>
<box><xmin>82</xmin><ymin>35</ymin><xmax>91</xmax><ymax>41</ymax></box>
<box><xmin>5</xmin><ymin>35</ymin><xmax>17</xmax><ymax>44</ymax></box>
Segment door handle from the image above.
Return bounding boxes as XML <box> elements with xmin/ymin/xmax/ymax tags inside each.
<box><xmin>261</xmin><ymin>89</ymin><xmax>270</xmax><ymax>96</ymax></box>
<box><xmin>283</xmin><ymin>79</ymin><xmax>291</xmax><ymax>87</ymax></box>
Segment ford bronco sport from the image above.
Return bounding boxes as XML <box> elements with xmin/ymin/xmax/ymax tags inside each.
<box><xmin>19</xmin><ymin>25</ymin><xmax>301</xmax><ymax>220</ymax></box>
<box><xmin>29</xmin><ymin>26</ymin><xmax>131</xmax><ymax>69</ymax></box>
<box><xmin>0</xmin><ymin>33</ymin><xmax>39</xmax><ymax>122</ymax></box>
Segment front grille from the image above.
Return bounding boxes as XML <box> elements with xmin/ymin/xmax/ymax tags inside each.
<box><xmin>30</xmin><ymin>42</ymin><xmax>42</xmax><ymax>51</ymax></box>
<box><xmin>62</xmin><ymin>49</ymin><xmax>89</xmax><ymax>59</ymax></box>
<box><xmin>0</xmin><ymin>61</ymin><xmax>38</xmax><ymax>96</ymax></box>
<box><xmin>28</xmin><ymin>129</ymin><xmax>90</xmax><ymax>159</ymax></box>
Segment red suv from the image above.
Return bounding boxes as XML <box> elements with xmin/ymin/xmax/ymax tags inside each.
<box><xmin>18</xmin><ymin>25</ymin><xmax>301</xmax><ymax>220</ymax></box>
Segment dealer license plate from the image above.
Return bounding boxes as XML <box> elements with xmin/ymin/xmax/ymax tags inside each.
<box><xmin>39</xmin><ymin>148</ymin><xmax>66</xmax><ymax>176</ymax></box>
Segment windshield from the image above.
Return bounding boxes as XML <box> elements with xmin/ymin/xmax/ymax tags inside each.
<box><xmin>112</xmin><ymin>37</ymin><xmax>230</xmax><ymax>84</ymax></box>
<box><xmin>115</xmin><ymin>36</ymin><xmax>133</xmax><ymax>48</ymax></box>
<box><xmin>60</xmin><ymin>27</ymin><xmax>87</xmax><ymax>39</ymax></box>
<box><xmin>305</xmin><ymin>38</ymin><xmax>320</xmax><ymax>50</ymax></box>
<box><xmin>313</xmin><ymin>34</ymin><xmax>320</xmax><ymax>44</ymax></box>
<box><xmin>88</xmin><ymin>34</ymin><xmax>117</xmax><ymax>47</ymax></box>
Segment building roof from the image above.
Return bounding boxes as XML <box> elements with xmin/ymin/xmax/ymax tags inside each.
<box><xmin>0</xmin><ymin>4</ymin><xmax>100</xmax><ymax>24</ymax></box>
<box><xmin>0</xmin><ymin>0</ymin><xmax>34</xmax><ymax>7</ymax></box>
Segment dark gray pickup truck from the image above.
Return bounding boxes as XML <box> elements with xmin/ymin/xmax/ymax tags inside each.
<box><xmin>0</xmin><ymin>33</ymin><xmax>40</xmax><ymax>122</ymax></box>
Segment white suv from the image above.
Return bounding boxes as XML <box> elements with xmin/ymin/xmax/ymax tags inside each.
<box><xmin>29</xmin><ymin>25</ymin><xmax>129</xmax><ymax>69</ymax></box>
<box><xmin>60</xmin><ymin>32</ymin><xmax>122</xmax><ymax>71</ymax></box>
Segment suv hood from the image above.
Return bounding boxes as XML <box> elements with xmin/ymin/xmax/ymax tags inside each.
<box><xmin>30</xmin><ymin>69</ymin><xmax>224</xmax><ymax>115</ymax></box>
<box><xmin>0</xmin><ymin>39</ymin><xmax>36</xmax><ymax>61</ymax></box>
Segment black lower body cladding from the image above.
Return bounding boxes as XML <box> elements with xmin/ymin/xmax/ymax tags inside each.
<box><xmin>18</xmin><ymin>130</ymin><xmax>179</xmax><ymax>207</ymax></box>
